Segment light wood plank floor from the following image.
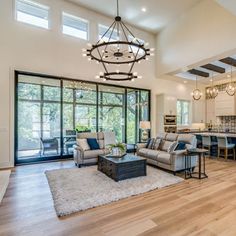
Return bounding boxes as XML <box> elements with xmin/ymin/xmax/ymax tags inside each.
<box><xmin>1</xmin><ymin>158</ymin><xmax>236</xmax><ymax>236</ymax></box>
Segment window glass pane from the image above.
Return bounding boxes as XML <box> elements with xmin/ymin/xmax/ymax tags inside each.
<box><xmin>63</xmin><ymin>88</ymin><xmax>73</xmax><ymax>103</ymax></box>
<box><xmin>16</xmin><ymin>0</ymin><xmax>49</xmax><ymax>29</ymax></box>
<box><xmin>98</xmin><ymin>24</ymin><xmax>118</xmax><ymax>42</ymax></box>
<box><xmin>43</xmin><ymin>85</ymin><xmax>61</xmax><ymax>101</ymax></box>
<box><xmin>18</xmin><ymin>83</ymin><xmax>41</xmax><ymax>100</ymax></box>
<box><xmin>63</xmin><ymin>12</ymin><xmax>88</xmax><ymax>40</ymax></box>
<box><xmin>75</xmin><ymin>105</ymin><xmax>97</xmax><ymax>132</ymax></box>
<box><xmin>177</xmin><ymin>100</ymin><xmax>190</xmax><ymax>125</ymax></box>
<box><xmin>98</xmin><ymin>85</ymin><xmax>124</xmax><ymax>105</ymax></box>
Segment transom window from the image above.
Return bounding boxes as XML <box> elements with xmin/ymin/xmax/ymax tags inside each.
<box><xmin>177</xmin><ymin>100</ymin><xmax>190</xmax><ymax>126</ymax></box>
<box><xmin>128</xmin><ymin>35</ymin><xmax>145</xmax><ymax>55</ymax></box>
<box><xmin>98</xmin><ymin>24</ymin><xmax>118</xmax><ymax>42</ymax></box>
<box><xmin>16</xmin><ymin>0</ymin><xmax>49</xmax><ymax>29</ymax></box>
<box><xmin>62</xmin><ymin>12</ymin><xmax>89</xmax><ymax>40</ymax></box>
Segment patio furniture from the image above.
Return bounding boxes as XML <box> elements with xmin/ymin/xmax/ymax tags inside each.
<box><xmin>64</xmin><ymin>130</ymin><xmax>76</xmax><ymax>154</ymax></box>
<box><xmin>40</xmin><ymin>138</ymin><xmax>59</xmax><ymax>155</ymax></box>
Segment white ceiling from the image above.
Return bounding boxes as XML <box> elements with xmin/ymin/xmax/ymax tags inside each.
<box><xmin>66</xmin><ymin>0</ymin><xmax>202</xmax><ymax>33</ymax></box>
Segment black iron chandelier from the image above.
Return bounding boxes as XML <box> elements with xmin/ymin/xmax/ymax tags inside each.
<box><xmin>82</xmin><ymin>0</ymin><xmax>154</xmax><ymax>81</ymax></box>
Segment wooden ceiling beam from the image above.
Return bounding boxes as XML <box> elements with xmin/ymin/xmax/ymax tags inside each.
<box><xmin>201</xmin><ymin>63</ymin><xmax>225</xmax><ymax>74</ymax></box>
<box><xmin>188</xmin><ymin>69</ymin><xmax>209</xmax><ymax>77</ymax></box>
<box><xmin>220</xmin><ymin>57</ymin><xmax>236</xmax><ymax>67</ymax></box>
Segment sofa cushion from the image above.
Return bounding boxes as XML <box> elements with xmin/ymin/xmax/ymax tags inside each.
<box><xmin>77</xmin><ymin>132</ymin><xmax>97</xmax><ymax>139</ymax></box>
<box><xmin>165</xmin><ymin>133</ymin><xmax>178</xmax><ymax>141</ymax></box>
<box><xmin>160</xmin><ymin>140</ymin><xmax>174</xmax><ymax>152</ymax></box>
<box><xmin>156</xmin><ymin>133</ymin><xmax>167</xmax><ymax>139</ymax></box>
<box><xmin>87</xmin><ymin>138</ymin><xmax>100</xmax><ymax>150</ymax></box>
<box><xmin>177</xmin><ymin>134</ymin><xmax>195</xmax><ymax>145</ymax></box>
<box><xmin>138</xmin><ymin>148</ymin><xmax>159</xmax><ymax>160</ymax></box>
<box><xmin>84</xmin><ymin>149</ymin><xmax>106</xmax><ymax>159</ymax></box>
<box><xmin>77</xmin><ymin>139</ymin><xmax>90</xmax><ymax>151</ymax></box>
<box><xmin>152</xmin><ymin>138</ymin><xmax>162</xmax><ymax>150</ymax></box>
<box><xmin>157</xmin><ymin>151</ymin><xmax>171</xmax><ymax>165</ymax></box>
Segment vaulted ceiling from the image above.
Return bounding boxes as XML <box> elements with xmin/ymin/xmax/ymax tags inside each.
<box><xmin>66</xmin><ymin>0</ymin><xmax>202</xmax><ymax>33</ymax></box>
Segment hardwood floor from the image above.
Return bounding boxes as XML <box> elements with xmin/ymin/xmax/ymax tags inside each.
<box><xmin>1</xmin><ymin>158</ymin><xmax>236</xmax><ymax>236</ymax></box>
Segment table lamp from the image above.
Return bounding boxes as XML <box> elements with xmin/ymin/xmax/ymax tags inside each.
<box><xmin>140</xmin><ymin>121</ymin><xmax>151</xmax><ymax>142</ymax></box>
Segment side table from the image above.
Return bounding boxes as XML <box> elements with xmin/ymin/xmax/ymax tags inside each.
<box><xmin>184</xmin><ymin>148</ymin><xmax>208</xmax><ymax>179</ymax></box>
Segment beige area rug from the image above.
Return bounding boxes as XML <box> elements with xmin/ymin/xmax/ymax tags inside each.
<box><xmin>45</xmin><ymin>166</ymin><xmax>183</xmax><ymax>217</ymax></box>
<box><xmin>0</xmin><ymin>170</ymin><xmax>11</xmax><ymax>203</ymax></box>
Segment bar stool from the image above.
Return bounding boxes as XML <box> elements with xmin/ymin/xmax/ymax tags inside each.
<box><xmin>217</xmin><ymin>136</ymin><xmax>235</xmax><ymax>160</ymax></box>
<box><xmin>202</xmin><ymin>135</ymin><xmax>217</xmax><ymax>157</ymax></box>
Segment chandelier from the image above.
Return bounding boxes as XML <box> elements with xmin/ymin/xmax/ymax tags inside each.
<box><xmin>191</xmin><ymin>76</ymin><xmax>203</xmax><ymax>100</ymax></box>
<box><xmin>226</xmin><ymin>63</ymin><xmax>235</xmax><ymax>96</ymax></box>
<box><xmin>206</xmin><ymin>73</ymin><xmax>218</xmax><ymax>99</ymax></box>
<box><xmin>82</xmin><ymin>0</ymin><xmax>154</xmax><ymax>81</ymax></box>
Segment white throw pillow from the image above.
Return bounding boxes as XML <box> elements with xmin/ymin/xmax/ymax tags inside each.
<box><xmin>167</xmin><ymin>141</ymin><xmax>178</xmax><ymax>153</ymax></box>
<box><xmin>77</xmin><ymin>139</ymin><xmax>90</xmax><ymax>151</ymax></box>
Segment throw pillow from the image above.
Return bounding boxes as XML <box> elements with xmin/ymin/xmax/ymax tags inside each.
<box><xmin>146</xmin><ymin>138</ymin><xmax>151</xmax><ymax>148</ymax></box>
<box><xmin>152</xmin><ymin>138</ymin><xmax>162</xmax><ymax>150</ymax></box>
<box><xmin>167</xmin><ymin>141</ymin><xmax>178</xmax><ymax>153</ymax></box>
<box><xmin>87</xmin><ymin>138</ymin><xmax>100</xmax><ymax>150</ymax></box>
<box><xmin>77</xmin><ymin>139</ymin><xmax>90</xmax><ymax>151</ymax></box>
<box><xmin>147</xmin><ymin>138</ymin><xmax>155</xmax><ymax>149</ymax></box>
<box><xmin>174</xmin><ymin>142</ymin><xmax>186</xmax><ymax>151</ymax></box>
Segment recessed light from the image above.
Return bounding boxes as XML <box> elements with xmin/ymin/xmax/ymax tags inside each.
<box><xmin>184</xmin><ymin>80</ymin><xmax>187</xmax><ymax>84</ymax></box>
<box><xmin>141</xmin><ymin>7</ymin><xmax>146</xmax><ymax>12</ymax></box>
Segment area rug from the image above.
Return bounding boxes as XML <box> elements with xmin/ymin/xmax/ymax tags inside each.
<box><xmin>45</xmin><ymin>166</ymin><xmax>183</xmax><ymax>217</ymax></box>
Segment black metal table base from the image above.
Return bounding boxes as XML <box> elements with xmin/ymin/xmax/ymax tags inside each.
<box><xmin>184</xmin><ymin>149</ymin><xmax>208</xmax><ymax>180</ymax></box>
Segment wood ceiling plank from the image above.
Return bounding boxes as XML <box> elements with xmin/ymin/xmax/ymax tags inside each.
<box><xmin>188</xmin><ymin>69</ymin><xmax>209</xmax><ymax>77</ymax></box>
<box><xmin>220</xmin><ymin>57</ymin><xmax>236</xmax><ymax>67</ymax></box>
<box><xmin>201</xmin><ymin>64</ymin><xmax>225</xmax><ymax>74</ymax></box>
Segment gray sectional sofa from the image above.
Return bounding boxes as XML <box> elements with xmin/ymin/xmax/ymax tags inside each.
<box><xmin>137</xmin><ymin>133</ymin><xmax>198</xmax><ymax>174</ymax></box>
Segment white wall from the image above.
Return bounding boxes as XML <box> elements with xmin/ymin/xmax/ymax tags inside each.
<box><xmin>156</xmin><ymin>0</ymin><xmax>236</xmax><ymax>76</ymax></box>
<box><xmin>0</xmin><ymin>0</ymin><xmax>207</xmax><ymax>168</ymax></box>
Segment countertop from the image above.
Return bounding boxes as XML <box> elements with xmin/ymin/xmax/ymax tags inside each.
<box><xmin>194</xmin><ymin>132</ymin><xmax>236</xmax><ymax>138</ymax></box>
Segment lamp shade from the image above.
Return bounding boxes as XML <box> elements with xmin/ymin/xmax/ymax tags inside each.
<box><xmin>140</xmin><ymin>121</ymin><xmax>151</xmax><ymax>129</ymax></box>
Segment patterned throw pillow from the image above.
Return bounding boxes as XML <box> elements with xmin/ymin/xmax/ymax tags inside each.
<box><xmin>77</xmin><ymin>139</ymin><xmax>90</xmax><ymax>151</ymax></box>
<box><xmin>147</xmin><ymin>138</ymin><xmax>155</xmax><ymax>149</ymax></box>
<box><xmin>167</xmin><ymin>141</ymin><xmax>178</xmax><ymax>153</ymax></box>
<box><xmin>152</xmin><ymin>138</ymin><xmax>162</xmax><ymax>150</ymax></box>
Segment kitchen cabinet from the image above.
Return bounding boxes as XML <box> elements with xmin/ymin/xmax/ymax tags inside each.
<box><xmin>215</xmin><ymin>91</ymin><xmax>236</xmax><ymax>116</ymax></box>
<box><xmin>192</xmin><ymin>100</ymin><xmax>205</xmax><ymax>123</ymax></box>
<box><xmin>156</xmin><ymin>94</ymin><xmax>177</xmax><ymax>132</ymax></box>
<box><xmin>206</xmin><ymin>99</ymin><xmax>216</xmax><ymax>123</ymax></box>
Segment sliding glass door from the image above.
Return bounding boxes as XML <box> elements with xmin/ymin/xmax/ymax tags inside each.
<box><xmin>16</xmin><ymin>74</ymin><xmax>61</xmax><ymax>163</ymax></box>
<box><xmin>15</xmin><ymin>71</ymin><xmax>150</xmax><ymax>164</ymax></box>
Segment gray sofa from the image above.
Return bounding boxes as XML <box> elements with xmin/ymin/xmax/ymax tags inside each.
<box><xmin>73</xmin><ymin>132</ymin><xmax>115</xmax><ymax>167</ymax></box>
<box><xmin>137</xmin><ymin>133</ymin><xmax>198</xmax><ymax>174</ymax></box>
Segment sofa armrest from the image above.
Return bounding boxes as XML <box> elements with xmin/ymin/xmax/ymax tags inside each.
<box><xmin>136</xmin><ymin>143</ymin><xmax>147</xmax><ymax>152</ymax></box>
<box><xmin>170</xmin><ymin>149</ymin><xmax>187</xmax><ymax>156</ymax></box>
<box><xmin>73</xmin><ymin>144</ymin><xmax>83</xmax><ymax>152</ymax></box>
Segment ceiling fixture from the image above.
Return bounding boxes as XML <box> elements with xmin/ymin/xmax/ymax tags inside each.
<box><xmin>206</xmin><ymin>73</ymin><xmax>218</xmax><ymax>99</ymax></box>
<box><xmin>141</xmin><ymin>7</ymin><xmax>147</xmax><ymax>12</ymax></box>
<box><xmin>191</xmin><ymin>76</ymin><xmax>203</xmax><ymax>100</ymax></box>
<box><xmin>82</xmin><ymin>0</ymin><xmax>154</xmax><ymax>81</ymax></box>
<box><xmin>226</xmin><ymin>63</ymin><xmax>235</xmax><ymax>96</ymax></box>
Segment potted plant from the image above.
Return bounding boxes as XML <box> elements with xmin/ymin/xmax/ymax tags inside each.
<box><xmin>108</xmin><ymin>143</ymin><xmax>126</xmax><ymax>157</ymax></box>
<box><xmin>75</xmin><ymin>125</ymin><xmax>91</xmax><ymax>133</ymax></box>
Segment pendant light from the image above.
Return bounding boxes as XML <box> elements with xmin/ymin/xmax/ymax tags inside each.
<box><xmin>82</xmin><ymin>0</ymin><xmax>154</xmax><ymax>81</ymax></box>
<box><xmin>191</xmin><ymin>75</ymin><xmax>203</xmax><ymax>100</ymax></box>
<box><xmin>206</xmin><ymin>73</ymin><xmax>218</xmax><ymax>99</ymax></box>
<box><xmin>226</xmin><ymin>63</ymin><xmax>235</xmax><ymax>96</ymax></box>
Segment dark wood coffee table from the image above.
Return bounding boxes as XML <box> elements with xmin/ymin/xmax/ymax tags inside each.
<box><xmin>98</xmin><ymin>154</ymin><xmax>146</xmax><ymax>182</ymax></box>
